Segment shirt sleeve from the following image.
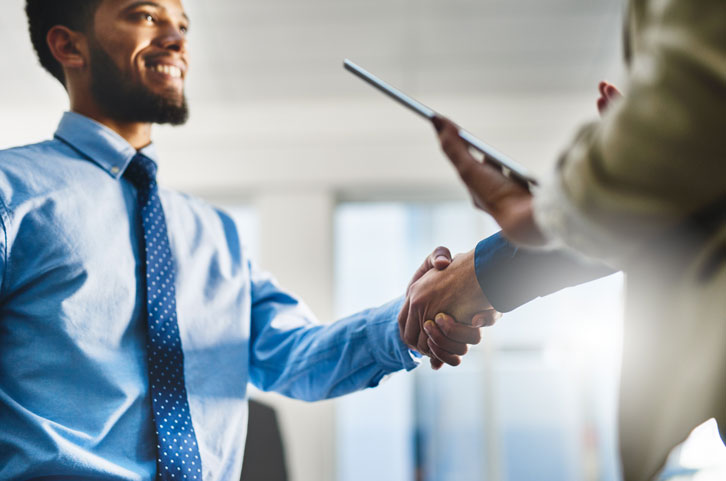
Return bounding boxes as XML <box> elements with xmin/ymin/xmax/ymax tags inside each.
<box><xmin>474</xmin><ymin>232</ymin><xmax>616</xmax><ymax>312</ymax></box>
<box><xmin>532</xmin><ymin>0</ymin><xmax>726</xmax><ymax>265</ymax></box>
<box><xmin>247</xmin><ymin>261</ymin><xmax>419</xmax><ymax>402</ymax></box>
<box><xmin>0</xmin><ymin>195</ymin><xmax>8</xmax><ymax>293</ymax></box>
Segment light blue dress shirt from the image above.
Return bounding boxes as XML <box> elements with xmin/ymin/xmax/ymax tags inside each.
<box><xmin>0</xmin><ymin>112</ymin><xmax>417</xmax><ymax>481</ymax></box>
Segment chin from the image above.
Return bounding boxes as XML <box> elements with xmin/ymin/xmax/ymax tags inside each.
<box><xmin>152</xmin><ymin>83</ymin><xmax>184</xmax><ymax>102</ymax></box>
<box><xmin>162</xmin><ymin>91</ymin><xmax>186</xmax><ymax>108</ymax></box>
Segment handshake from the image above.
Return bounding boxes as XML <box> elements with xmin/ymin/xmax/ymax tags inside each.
<box><xmin>401</xmin><ymin>81</ymin><xmax>623</xmax><ymax>368</ymax></box>
<box><xmin>398</xmin><ymin>246</ymin><xmax>501</xmax><ymax>369</ymax></box>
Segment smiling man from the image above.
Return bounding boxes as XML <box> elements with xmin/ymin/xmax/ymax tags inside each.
<box><xmin>0</xmin><ymin>1</ymin><xmax>494</xmax><ymax>480</ymax></box>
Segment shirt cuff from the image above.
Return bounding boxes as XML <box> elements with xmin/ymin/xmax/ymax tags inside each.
<box><xmin>474</xmin><ymin>232</ymin><xmax>616</xmax><ymax>312</ymax></box>
<box><xmin>364</xmin><ymin>297</ymin><xmax>421</xmax><ymax>373</ymax></box>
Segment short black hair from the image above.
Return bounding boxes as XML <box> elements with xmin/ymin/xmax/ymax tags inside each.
<box><xmin>25</xmin><ymin>0</ymin><xmax>103</xmax><ymax>85</ymax></box>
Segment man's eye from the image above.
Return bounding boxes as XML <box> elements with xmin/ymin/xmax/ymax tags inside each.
<box><xmin>140</xmin><ymin>13</ymin><xmax>155</xmax><ymax>23</ymax></box>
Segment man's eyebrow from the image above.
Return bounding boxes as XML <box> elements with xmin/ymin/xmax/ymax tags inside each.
<box><xmin>122</xmin><ymin>1</ymin><xmax>191</xmax><ymax>23</ymax></box>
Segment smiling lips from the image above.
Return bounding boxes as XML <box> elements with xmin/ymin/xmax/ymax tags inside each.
<box><xmin>149</xmin><ymin>63</ymin><xmax>183</xmax><ymax>79</ymax></box>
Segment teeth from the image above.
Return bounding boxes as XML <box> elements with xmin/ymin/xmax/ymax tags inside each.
<box><xmin>152</xmin><ymin>64</ymin><xmax>182</xmax><ymax>78</ymax></box>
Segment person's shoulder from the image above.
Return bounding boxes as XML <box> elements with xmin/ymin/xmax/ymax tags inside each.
<box><xmin>0</xmin><ymin>139</ymin><xmax>85</xmax><ymax>180</ymax></box>
<box><xmin>0</xmin><ymin>139</ymin><xmax>85</xmax><ymax>209</ymax></box>
<box><xmin>0</xmin><ymin>141</ymin><xmax>55</xmax><ymax>219</ymax></box>
<box><xmin>0</xmin><ymin>140</ymin><xmax>57</xmax><ymax>189</ymax></box>
<box><xmin>0</xmin><ymin>139</ymin><xmax>61</xmax><ymax>164</ymax></box>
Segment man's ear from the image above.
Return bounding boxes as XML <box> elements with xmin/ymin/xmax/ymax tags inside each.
<box><xmin>46</xmin><ymin>25</ymin><xmax>88</xmax><ymax>72</ymax></box>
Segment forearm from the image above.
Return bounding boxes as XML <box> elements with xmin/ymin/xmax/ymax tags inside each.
<box><xmin>250</xmin><ymin>298</ymin><xmax>417</xmax><ymax>401</ymax></box>
<box><xmin>474</xmin><ymin>232</ymin><xmax>616</xmax><ymax>312</ymax></box>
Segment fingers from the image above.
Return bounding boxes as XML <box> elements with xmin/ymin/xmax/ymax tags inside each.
<box><xmin>401</xmin><ymin>245</ymin><xmax>452</xmax><ymax>354</ymax></box>
<box><xmin>605</xmin><ymin>83</ymin><xmax>622</xmax><ymax>99</ymax></box>
<box><xmin>436</xmin><ymin>116</ymin><xmax>491</xmax><ymax>204</ymax></box>
<box><xmin>424</xmin><ymin>320</ymin><xmax>469</xmax><ymax>356</ymax></box>
<box><xmin>423</xmin><ymin>312</ymin><xmax>499</xmax><ymax>367</ymax></box>
<box><xmin>407</xmin><ymin>246</ymin><xmax>452</xmax><ymax>294</ymax></box>
<box><xmin>404</xmin><ymin>311</ymin><xmax>427</xmax><ymax>354</ymax></box>
<box><xmin>398</xmin><ymin>297</ymin><xmax>418</xmax><ymax>349</ymax></box>
<box><xmin>426</xmin><ymin>314</ymin><xmax>482</xmax><ymax>345</ymax></box>
<box><xmin>430</xmin><ymin>357</ymin><xmax>444</xmax><ymax>370</ymax></box>
<box><xmin>598</xmin><ymin>81</ymin><xmax>608</xmax><ymax>97</ymax></box>
<box><xmin>416</xmin><ymin>328</ymin><xmax>433</xmax><ymax>358</ymax></box>
<box><xmin>399</xmin><ymin>296</ymin><xmax>436</xmax><ymax>357</ymax></box>
<box><xmin>598</xmin><ymin>81</ymin><xmax>619</xmax><ymax>98</ymax></box>
<box><xmin>471</xmin><ymin>309</ymin><xmax>502</xmax><ymax>328</ymax></box>
<box><xmin>435</xmin><ymin>116</ymin><xmax>478</xmax><ymax>177</ymax></box>
<box><xmin>432</xmin><ymin>115</ymin><xmax>444</xmax><ymax>132</ymax></box>
<box><xmin>597</xmin><ymin>81</ymin><xmax>622</xmax><ymax>114</ymax></box>
<box><xmin>434</xmin><ymin>115</ymin><xmax>525</xmax><ymax>217</ymax></box>
<box><xmin>427</xmin><ymin>338</ymin><xmax>461</xmax><ymax>367</ymax></box>
<box><xmin>423</xmin><ymin>313</ymin><xmax>489</xmax><ymax>367</ymax></box>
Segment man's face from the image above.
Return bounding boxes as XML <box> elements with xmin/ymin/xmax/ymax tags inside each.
<box><xmin>88</xmin><ymin>0</ymin><xmax>191</xmax><ymax>125</ymax></box>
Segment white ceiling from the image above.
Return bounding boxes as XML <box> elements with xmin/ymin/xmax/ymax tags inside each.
<box><xmin>1</xmin><ymin>0</ymin><xmax>627</xmax><ymax>193</ymax></box>
<box><xmin>3</xmin><ymin>0</ymin><xmax>625</xmax><ymax>107</ymax></box>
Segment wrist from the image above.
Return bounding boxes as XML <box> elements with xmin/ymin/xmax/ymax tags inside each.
<box><xmin>498</xmin><ymin>196</ymin><xmax>547</xmax><ymax>247</ymax></box>
<box><xmin>447</xmin><ymin>248</ymin><xmax>491</xmax><ymax>322</ymax></box>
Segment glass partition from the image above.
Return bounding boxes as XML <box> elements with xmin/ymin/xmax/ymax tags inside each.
<box><xmin>333</xmin><ymin>201</ymin><xmax>624</xmax><ymax>481</ymax></box>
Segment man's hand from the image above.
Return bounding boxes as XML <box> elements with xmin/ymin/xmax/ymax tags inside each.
<box><xmin>433</xmin><ymin>82</ymin><xmax>622</xmax><ymax>247</ymax></box>
<box><xmin>433</xmin><ymin>116</ymin><xmax>545</xmax><ymax>246</ymax></box>
<box><xmin>422</xmin><ymin>312</ymin><xmax>494</xmax><ymax>367</ymax></box>
<box><xmin>398</xmin><ymin>248</ymin><xmax>500</xmax><ymax>369</ymax></box>
<box><xmin>399</xmin><ymin>246</ymin><xmax>454</xmax><ymax>369</ymax></box>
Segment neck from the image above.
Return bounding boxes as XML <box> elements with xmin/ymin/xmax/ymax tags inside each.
<box><xmin>74</xmin><ymin>108</ymin><xmax>152</xmax><ymax>150</ymax></box>
<box><xmin>70</xmin><ymin>94</ymin><xmax>152</xmax><ymax>150</ymax></box>
<box><xmin>66</xmin><ymin>68</ymin><xmax>157</xmax><ymax>149</ymax></box>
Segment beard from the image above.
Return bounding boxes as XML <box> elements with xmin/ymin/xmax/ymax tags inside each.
<box><xmin>88</xmin><ymin>43</ymin><xmax>189</xmax><ymax>126</ymax></box>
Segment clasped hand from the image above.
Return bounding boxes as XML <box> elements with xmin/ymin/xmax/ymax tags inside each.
<box><xmin>398</xmin><ymin>247</ymin><xmax>500</xmax><ymax>369</ymax></box>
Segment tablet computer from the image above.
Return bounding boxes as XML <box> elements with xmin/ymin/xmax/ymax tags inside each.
<box><xmin>343</xmin><ymin>59</ymin><xmax>538</xmax><ymax>190</ymax></box>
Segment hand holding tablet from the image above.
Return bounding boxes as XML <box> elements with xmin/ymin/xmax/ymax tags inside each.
<box><xmin>343</xmin><ymin>59</ymin><xmax>538</xmax><ymax>190</ymax></box>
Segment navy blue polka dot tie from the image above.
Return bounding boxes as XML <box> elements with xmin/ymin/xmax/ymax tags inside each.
<box><xmin>125</xmin><ymin>153</ymin><xmax>203</xmax><ymax>480</ymax></box>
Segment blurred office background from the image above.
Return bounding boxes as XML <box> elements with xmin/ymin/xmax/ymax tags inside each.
<box><xmin>2</xmin><ymin>0</ymin><xmax>723</xmax><ymax>480</ymax></box>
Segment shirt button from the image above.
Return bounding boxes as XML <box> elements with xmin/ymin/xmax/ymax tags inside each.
<box><xmin>111</xmin><ymin>166</ymin><xmax>120</xmax><ymax>174</ymax></box>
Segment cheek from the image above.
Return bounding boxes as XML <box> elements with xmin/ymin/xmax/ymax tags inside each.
<box><xmin>96</xmin><ymin>32</ymin><xmax>150</xmax><ymax>80</ymax></box>
<box><xmin>116</xmin><ymin>46</ymin><xmax>149</xmax><ymax>84</ymax></box>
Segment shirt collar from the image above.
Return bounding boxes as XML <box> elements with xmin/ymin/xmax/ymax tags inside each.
<box><xmin>53</xmin><ymin>111</ymin><xmax>159</xmax><ymax>180</ymax></box>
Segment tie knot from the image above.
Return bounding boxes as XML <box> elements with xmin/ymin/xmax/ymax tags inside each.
<box><xmin>124</xmin><ymin>153</ymin><xmax>158</xmax><ymax>191</ymax></box>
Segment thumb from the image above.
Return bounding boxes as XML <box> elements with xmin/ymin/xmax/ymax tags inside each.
<box><xmin>437</xmin><ymin>117</ymin><xmax>505</xmax><ymax>194</ymax></box>
<box><xmin>408</xmin><ymin>246</ymin><xmax>452</xmax><ymax>291</ymax></box>
<box><xmin>437</xmin><ymin>116</ymin><xmax>477</xmax><ymax>174</ymax></box>
<box><xmin>430</xmin><ymin>245</ymin><xmax>452</xmax><ymax>270</ymax></box>
<box><xmin>471</xmin><ymin>309</ymin><xmax>502</xmax><ymax>328</ymax></box>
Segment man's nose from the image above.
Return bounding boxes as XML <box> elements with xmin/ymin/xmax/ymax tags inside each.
<box><xmin>156</xmin><ymin>24</ymin><xmax>187</xmax><ymax>53</ymax></box>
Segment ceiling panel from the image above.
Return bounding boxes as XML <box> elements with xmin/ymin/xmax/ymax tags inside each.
<box><xmin>3</xmin><ymin>0</ymin><xmax>625</xmax><ymax>109</ymax></box>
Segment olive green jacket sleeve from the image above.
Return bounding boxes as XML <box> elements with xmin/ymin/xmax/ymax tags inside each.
<box><xmin>533</xmin><ymin>0</ymin><xmax>725</xmax><ymax>266</ymax></box>
<box><xmin>532</xmin><ymin>2</ymin><xmax>726</xmax><ymax>481</ymax></box>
